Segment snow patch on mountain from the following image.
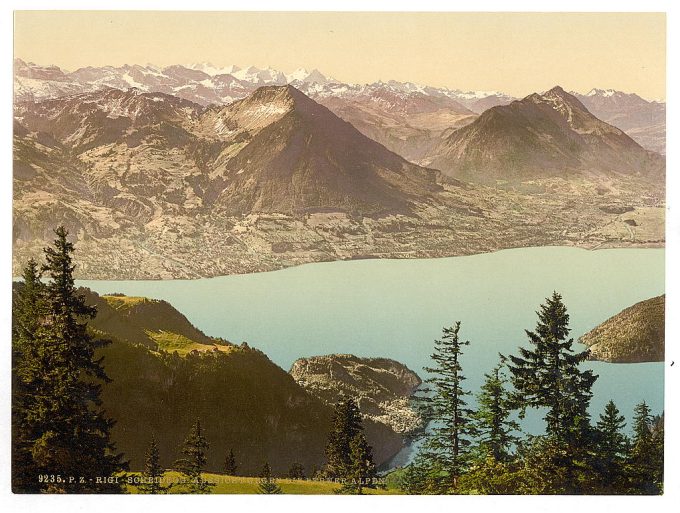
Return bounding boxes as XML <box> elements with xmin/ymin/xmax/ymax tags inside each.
<box><xmin>286</xmin><ymin>68</ymin><xmax>334</xmax><ymax>85</ymax></box>
<box><xmin>188</xmin><ymin>62</ymin><xmax>241</xmax><ymax>76</ymax></box>
<box><xmin>232</xmin><ymin>66</ymin><xmax>286</xmax><ymax>85</ymax></box>
<box><xmin>454</xmin><ymin>90</ymin><xmax>504</xmax><ymax>100</ymax></box>
<box><xmin>587</xmin><ymin>88</ymin><xmax>617</xmax><ymax>97</ymax></box>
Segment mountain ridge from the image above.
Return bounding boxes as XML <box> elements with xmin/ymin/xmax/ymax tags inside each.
<box><xmin>13</xmin><ymin>83</ymin><xmax>665</xmax><ymax>280</ymax></box>
<box><xmin>15</xmin><ymin>59</ymin><xmax>665</xmax><ymax>155</ymax></box>
<box><xmin>425</xmin><ymin>85</ymin><xmax>664</xmax><ymax>185</ymax></box>
<box><xmin>62</xmin><ymin>287</ymin><xmax>408</xmax><ymax>473</ymax></box>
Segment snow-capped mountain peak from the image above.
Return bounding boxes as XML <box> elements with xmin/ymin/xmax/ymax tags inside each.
<box><xmin>286</xmin><ymin>67</ymin><xmax>311</xmax><ymax>82</ymax></box>
<box><xmin>286</xmin><ymin>68</ymin><xmax>333</xmax><ymax>85</ymax></box>
<box><xmin>231</xmin><ymin>66</ymin><xmax>286</xmax><ymax>85</ymax></box>
<box><xmin>14</xmin><ymin>58</ymin><xmax>517</xmax><ymax>109</ymax></box>
<box><xmin>188</xmin><ymin>62</ymin><xmax>242</xmax><ymax>76</ymax></box>
<box><xmin>586</xmin><ymin>88</ymin><xmax>617</xmax><ymax>97</ymax></box>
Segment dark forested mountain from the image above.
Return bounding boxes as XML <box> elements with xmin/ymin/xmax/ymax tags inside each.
<box><xmin>67</xmin><ymin>288</ymin><xmax>406</xmax><ymax>473</ymax></box>
<box><xmin>425</xmin><ymin>86</ymin><xmax>664</xmax><ymax>185</ymax></box>
<box><xmin>579</xmin><ymin>295</ymin><xmax>665</xmax><ymax>363</ymax></box>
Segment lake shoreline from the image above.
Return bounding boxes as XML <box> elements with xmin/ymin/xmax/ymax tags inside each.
<box><xmin>65</xmin><ymin>242</ymin><xmax>666</xmax><ymax>283</ymax></box>
<box><xmin>75</xmin><ymin>246</ymin><xmax>664</xmax><ymax>442</ymax></box>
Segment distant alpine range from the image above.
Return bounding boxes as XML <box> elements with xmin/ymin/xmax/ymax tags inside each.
<box><xmin>13</xmin><ymin>59</ymin><xmax>665</xmax><ymax>279</ymax></box>
<box><xmin>14</xmin><ymin>59</ymin><xmax>665</xmax><ymax>154</ymax></box>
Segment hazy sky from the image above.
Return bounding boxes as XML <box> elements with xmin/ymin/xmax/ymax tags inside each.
<box><xmin>14</xmin><ymin>11</ymin><xmax>666</xmax><ymax>99</ymax></box>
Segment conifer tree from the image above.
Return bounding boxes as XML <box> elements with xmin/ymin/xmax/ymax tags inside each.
<box><xmin>418</xmin><ymin>321</ymin><xmax>477</xmax><ymax>492</ymax></box>
<box><xmin>174</xmin><ymin>419</ymin><xmax>214</xmax><ymax>493</ymax></box>
<box><xmin>14</xmin><ymin>228</ymin><xmax>127</xmax><ymax>492</ymax></box>
<box><xmin>473</xmin><ymin>357</ymin><xmax>520</xmax><ymax>462</ymax></box>
<box><xmin>12</xmin><ymin>259</ymin><xmax>44</xmax><ymax>359</ymax></box>
<box><xmin>397</xmin><ymin>456</ymin><xmax>431</xmax><ymax>495</ymax></box>
<box><xmin>324</xmin><ymin>397</ymin><xmax>364</xmax><ymax>478</ymax></box>
<box><xmin>632</xmin><ymin>401</ymin><xmax>653</xmax><ymax>441</ymax></box>
<box><xmin>507</xmin><ymin>292</ymin><xmax>597</xmax><ymax>445</ymax></box>
<box><xmin>336</xmin><ymin>432</ymin><xmax>377</xmax><ymax>495</ymax></box>
<box><xmin>11</xmin><ymin>259</ymin><xmax>47</xmax><ymax>492</ymax></box>
<box><xmin>593</xmin><ymin>400</ymin><xmax>628</xmax><ymax>491</ymax></box>
<box><xmin>345</xmin><ymin>433</ymin><xmax>376</xmax><ymax>494</ymax></box>
<box><xmin>288</xmin><ymin>462</ymin><xmax>305</xmax><ymax>479</ymax></box>
<box><xmin>626</xmin><ymin>402</ymin><xmax>663</xmax><ymax>494</ymax></box>
<box><xmin>223</xmin><ymin>448</ymin><xmax>237</xmax><ymax>476</ymax></box>
<box><xmin>506</xmin><ymin>293</ymin><xmax>599</xmax><ymax>493</ymax></box>
<box><xmin>258</xmin><ymin>462</ymin><xmax>283</xmax><ymax>494</ymax></box>
<box><xmin>138</xmin><ymin>435</ymin><xmax>171</xmax><ymax>494</ymax></box>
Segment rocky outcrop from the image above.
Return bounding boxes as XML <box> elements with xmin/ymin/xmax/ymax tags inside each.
<box><xmin>290</xmin><ymin>354</ymin><xmax>423</xmax><ymax>434</ymax></box>
<box><xmin>579</xmin><ymin>295</ymin><xmax>665</xmax><ymax>363</ymax></box>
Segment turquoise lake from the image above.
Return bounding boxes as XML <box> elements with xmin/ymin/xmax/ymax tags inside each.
<box><xmin>78</xmin><ymin>246</ymin><xmax>665</xmax><ymax>440</ymax></box>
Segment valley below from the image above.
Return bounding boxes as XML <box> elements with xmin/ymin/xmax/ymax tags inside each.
<box><xmin>13</xmin><ymin>175</ymin><xmax>664</xmax><ymax>280</ymax></box>
<box><xmin>12</xmin><ymin>74</ymin><xmax>665</xmax><ymax>281</ymax></box>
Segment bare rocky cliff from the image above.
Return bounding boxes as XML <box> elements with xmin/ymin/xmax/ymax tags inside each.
<box><xmin>290</xmin><ymin>354</ymin><xmax>423</xmax><ymax>435</ymax></box>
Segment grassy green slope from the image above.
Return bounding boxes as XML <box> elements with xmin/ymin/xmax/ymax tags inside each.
<box><xmin>125</xmin><ymin>471</ymin><xmax>400</xmax><ymax>494</ymax></box>
<box><xmin>76</xmin><ymin>289</ymin><xmax>402</xmax><ymax>476</ymax></box>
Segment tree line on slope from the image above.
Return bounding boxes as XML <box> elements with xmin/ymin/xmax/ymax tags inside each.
<box><xmin>399</xmin><ymin>293</ymin><xmax>663</xmax><ymax>494</ymax></box>
<box><xmin>136</xmin><ymin>397</ymin><xmax>378</xmax><ymax>494</ymax></box>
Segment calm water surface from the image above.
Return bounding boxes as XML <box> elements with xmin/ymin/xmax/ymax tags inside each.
<box><xmin>78</xmin><ymin>246</ymin><xmax>665</xmax><ymax>440</ymax></box>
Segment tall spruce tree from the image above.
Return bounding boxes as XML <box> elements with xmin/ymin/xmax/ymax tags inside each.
<box><xmin>348</xmin><ymin>432</ymin><xmax>376</xmax><ymax>494</ymax></box>
<box><xmin>324</xmin><ymin>397</ymin><xmax>364</xmax><ymax>478</ymax></box>
<box><xmin>174</xmin><ymin>419</ymin><xmax>214</xmax><ymax>493</ymax></box>
<box><xmin>138</xmin><ymin>435</ymin><xmax>171</xmax><ymax>494</ymax></box>
<box><xmin>473</xmin><ymin>357</ymin><xmax>520</xmax><ymax>463</ymax></box>
<box><xmin>593</xmin><ymin>400</ymin><xmax>628</xmax><ymax>491</ymax></box>
<box><xmin>12</xmin><ymin>259</ymin><xmax>44</xmax><ymax>360</ymax></box>
<box><xmin>337</xmin><ymin>432</ymin><xmax>377</xmax><ymax>495</ymax></box>
<box><xmin>223</xmin><ymin>449</ymin><xmax>237</xmax><ymax>476</ymax></box>
<box><xmin>632</xmin><ymin>401</ymin><xmax>653</xmax><ymax>441</ymax></box>
<box><xmin>507</xmin><ymin>292</ymin><xmax>597</xmax><ymax>445</ymax></box>
<box><xmin>14</xmin><ymin>228</ymin><xmax>127</xmax><ymax>492</ymax></box>
<box><xmin>11</xmin><ymin>259</ymin><xmax>47</xmax><ymax>492</ymax></box>
<box><xmin>418</xmin><ymin>321</ymin><xmax>477</xmax><ymax>492</ymax></box>
<box><xmin>258</xmin><ymin>463</ymin><xmax>283</xmax><ymax>494</ymax></box>
<box><xmin>397</xmin><ymin>456</ymin><xmax>431</xmax><ymax>495</ymax></box>
<box><xmin>288</xmin><ymin>462</ymin><xmax>305</xmax><ymax>479</ymax></box>
<box><xmin>626</xmin><ymin>402</ymin><xmax>663</xmax><ymax>494</ymax></box>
